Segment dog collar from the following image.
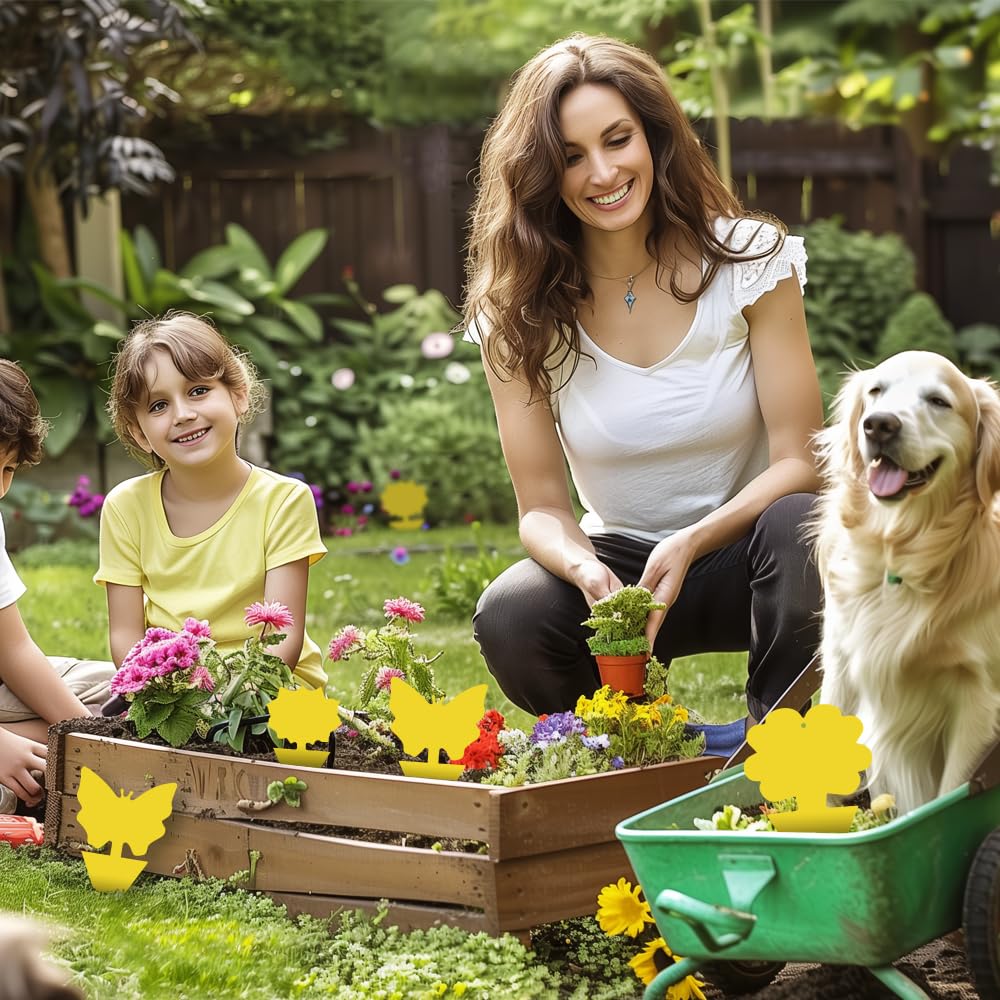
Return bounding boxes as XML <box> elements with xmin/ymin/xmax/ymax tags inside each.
<box><xmin>886</xmin><ymin>572</ymin><xmax>903</xmax><ymax>585</ymax></box>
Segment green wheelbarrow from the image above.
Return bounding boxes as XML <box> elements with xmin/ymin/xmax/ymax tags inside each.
<box><xmin>617</xmin><ymin>706</ymin><xmax>1000</xmax><ymax>999</ymax></box>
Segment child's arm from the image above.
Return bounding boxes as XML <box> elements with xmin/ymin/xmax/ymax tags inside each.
<box><xmin>263</xmin><ymin>557</ymin><xmax>309</xmax><ymax>670</ymax></box>
<box><xmin>0</xmin><ymin>726</ymin><xmax>46</xmax><ymax>805</ymax></box>
<box><xmin>105</xmin><ymin>583</ymin><xmax>146</xmax><ymax>667</ymax></box>
<box><xmin>0</xmin><ymin>602</ymin><xmax>90</xmax><ymax>723</ymax></box>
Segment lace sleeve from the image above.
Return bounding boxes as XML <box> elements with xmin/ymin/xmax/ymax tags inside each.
<box><xmin>728</xmin><ymin>220</ymin><xmax>808</xmax><ymax>312</ymax></box>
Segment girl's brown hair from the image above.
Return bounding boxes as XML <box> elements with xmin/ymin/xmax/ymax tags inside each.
<box><xmin>0</xmin><ymin>359</ymin><xmax>49</xmax><ymax>465</ymax></box>
<box><xmin>108</xmin><ymin>312</ymin><xmax>265</xmax><ymax>468</ymax></box>
<box><xmin>464</xmin><ymin>33</ymin><xmax>782</xmax><ymax>402</ymax></box>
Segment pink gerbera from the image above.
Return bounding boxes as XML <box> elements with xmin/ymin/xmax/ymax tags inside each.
<box><xmin>328</xmin><ymin>624</ymin><xmax>364</xmax><ymax>661</ymax></box>
<box><xmin>376</xmin><ymin>666</ymin><xmax>405</xmax><ymax>692</ymax></box>
<box><xmin>383</xmin><ymin>597</ymin><xmax>425</xmax><ymax>623</ymax></box>
<box><xmin>183</xmin><ymin>617</ymin><xmax>212</xmax><ymax>639</ymax></box>
<box><xmin>244</xmin><ymin>601</ymin><xmax>294</xmax><ymax>632</ymax></box>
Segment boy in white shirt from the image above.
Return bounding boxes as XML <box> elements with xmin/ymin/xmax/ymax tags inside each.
<box><xmin>0</xmin><ymin>360</ymin><xmax>113</xmax><ymax>808</ymax></box>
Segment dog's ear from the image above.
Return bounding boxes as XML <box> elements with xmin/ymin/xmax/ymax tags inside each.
<box><xmin>818</xmin><ymin>368</ymin><xmax>868</xmax><ymax>483</ymax></box>
<box><xmin>974</xmin><ymin>378</ymin><xmax>1000</xmax><ymax>506</ymax></box>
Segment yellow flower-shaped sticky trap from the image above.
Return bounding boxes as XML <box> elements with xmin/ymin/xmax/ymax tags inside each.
<box><xmin>268</xmin><ymin>687</ymin><xmax>341</xmax><ymax>767</ymax></box>
<box><xmin>381</xmin><ymin>481</ymin><xmax>428</xmax><ymax>530</ymax></box>
<box><xmin>596</xmin><ymin>877</ymin><xmax>654</xmax><ymax>937</ymax></box>
<box><xmin>76</xmin><ymin>767</ymin><xmax>176</xmax><ymax>891</ymax></box>
<box><xmin>389</xmin><ymin>679</ymin><xmax>486</xmax><ymax>779</ymax></box>
<box><xmin>744</xmin><ymin>703</ymin><xmax>872</xmax><ymax>832</ymax></box>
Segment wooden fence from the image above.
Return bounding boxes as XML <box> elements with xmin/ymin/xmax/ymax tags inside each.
<box><xmin>121</xmin><ymin>117</ymin><xmax>999</xmax><ymax>329</ymax></box>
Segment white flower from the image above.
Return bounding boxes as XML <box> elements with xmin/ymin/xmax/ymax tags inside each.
<box><xmin>399</xmin><ymin>374</ymin><xmax>415</xmax><ymax>388</ymax></box>
<box><xmin>421</xmin><ymin>332</ymin><xmax>454</xmax><ymax>359</ymax></box>
<box><xmin>331</xmin><ymin>368</ymin><xmax>355</xmax><ymax>390</ymax></box>
<box><xmin>290</xmin><ymin>365</ymin><xmax>303</xmax><ymax>376</ymax></box>
<box><xmin>304</xmin><ymin>415</ymin><xmax>318</xmax><ymax>427</ymax></box>
<box><xmin>425</xmin><ymin>377</ymin><xmax>438</xmax><ymax>389</ymax></box>
<box><xmin>445</xmin><ymin>362</ymin><xmax>471</xmax><ymax>384</ymax></box>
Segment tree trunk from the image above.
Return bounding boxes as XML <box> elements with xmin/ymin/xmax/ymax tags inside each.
<box><xmin>24</xmin><ymin>145</ymin><xmax>72</xmax><ymax>279</ymax></box>
<box><xmin>756</xmin><ymin>0</ymin><xmax>775</xmax><ymax>120</ymax></box>
<box><xmin>0</xmin><ymin>176</ymin><xmax>11</xmax><ymax>334</ymax></box>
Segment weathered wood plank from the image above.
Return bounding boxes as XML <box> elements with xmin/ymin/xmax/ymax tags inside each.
<box><xmin>492</xmin><ymin>756</ymin><xmax>717</xmax><ymax>859</ymax></box>
<box><xmin>58</xmin><ymin>733</ymin><xmax>494</xmax><ymax>842</ymax></box>
<box><xmin>54</xmin><ymin>794</ymin><xmax>494</xmax><ymax>909</ymax></box>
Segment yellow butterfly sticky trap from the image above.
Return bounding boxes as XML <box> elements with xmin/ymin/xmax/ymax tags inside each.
<box><xmin>268</xmin><ymin>686</ymin><xmax>341</xmax><ymax>767</ymax></box>
<box><xmin>381</xmin><ymin>481</ymin><xmax>428</xmax><ymax>530</ymax></box>
<box><xmin>743</xmin><ymin>704</ymin><xmax>872</xmax><ymax>833</ymax></box>
<box><xmin>389</xmin><ymin>679</ymin><xmax>487</xmax><ymax>780</ymax></box>
<box><xmin>76</xmin><ymin>766</ymin><xmax>176</xmax><ymax>891</ymax></box>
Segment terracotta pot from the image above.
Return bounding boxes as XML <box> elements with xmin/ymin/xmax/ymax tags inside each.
<box><xmin>594</xmin><ymin>654</ymin><xmax>649</xmax><ymax>696</ymax></box>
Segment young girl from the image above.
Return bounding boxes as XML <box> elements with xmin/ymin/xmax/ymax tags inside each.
<box><xmin>464</xmin><ymin>35</ymin><xmax>823</xmax><ymax>749</ymax></box>
<box><xmin>96</xmin><ymin>313</ymin><xmax>328</xmax><ymax>690</ymax></box>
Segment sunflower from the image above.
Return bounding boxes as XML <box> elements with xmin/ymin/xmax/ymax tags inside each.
<box><xmin>596</xmin><ymin>877</ymin><xmax>654</xmax><ymax>937</ymax></box>
<box><xmin>629</xmin><ymin>937</ymin><xmax>707</xmax><ymax>998</ymax></box>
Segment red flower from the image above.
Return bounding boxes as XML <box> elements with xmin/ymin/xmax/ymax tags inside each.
<box><xmin>244</xmin><ymin>601</ymin><xmax>294</xmax><ymax>632</ymax></box>
<box><xmin>452</xmin><ymin>710</ymin><xmax>507</xmax><ymax>770</ymax></box>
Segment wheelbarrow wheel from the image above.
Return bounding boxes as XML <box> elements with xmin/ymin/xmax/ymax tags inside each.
<box><xmin>964</xmin><ymin>827</ymin><xmax>1000</xmax><ymax>1000</ymax></box>
<box><xmin>701</xmin><ymin>959</ymin><xmax>786</xmax><ymax>995</ymax></box>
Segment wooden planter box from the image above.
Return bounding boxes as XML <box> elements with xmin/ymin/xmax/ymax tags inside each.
<box><xmin>45</xmin><ymin>730</ymin><xmax>719</xmax><ymax>935</ymax></box>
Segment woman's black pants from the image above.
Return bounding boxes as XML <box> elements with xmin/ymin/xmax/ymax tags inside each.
<box><xmin>472</xmin><ymin>493</ymin><xmax>821</xmax><ymax>721</ymax></box>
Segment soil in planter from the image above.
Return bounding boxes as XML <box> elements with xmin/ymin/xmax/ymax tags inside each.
<box><xmin>49</xmin><ymin>716</ymin><xmax>487</xmax><ymax>854</ymax></box>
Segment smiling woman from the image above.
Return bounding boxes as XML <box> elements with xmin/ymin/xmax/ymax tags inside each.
<box><xmin>462</xmin><ymin>34</ymin><xmax>824</xmax><ymax>743</ymax></box>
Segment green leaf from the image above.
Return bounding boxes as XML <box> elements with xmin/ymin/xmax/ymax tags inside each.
<box><xmin>274</xmin><ymin>229</ymin><xmax>328</xmax><ymax>294</ymax></box>
<box><xmin>120</xmin><ymin>231</ymin><xmax>148</xmax><ymax>303</ymax></box>
<box><xmin>227</xmin><ymin>706</ymin><xmax>243</xmax><ymax>742</ymax></box>
<box><xmin>180</xmin><ymin>245</ymin><xmax>247</xmax><ymax>281</ymax></box>
<box><xmin>934</xmin><ymin>45</ymin><xmax>974</xmax><ymax>69</ymax></box>
<box><xmin>34</xmin><ymin>377</ymin><xmax>90</xmax><ymax>457</ymax></box>
<box><xmin>146</xmin><ymin>270</ymin><xmax>187</xmax><ymax>312</ymax></box>
<box><xmin>279</xmin><ymin>299</ymin><xmax>323</xmax><ymax>341</ymax></box>
<box><xmin>132</xmin><ymin>225</ymin><xmax>162</xmax><ymax>287</ymax></box>
<box><xmin>56</xmin><ymin>278</ymin><xmax>128</xmax><ymax>312</ymax></box>
<box><xmin>247</xmin><ymin>315</ymin><xmax>308</xmax><ymax>345</ymax></box>
<box><xmin>382</xmin><ymin>284</ymin><xmax>418</xmax><ymax>304</ymax></box>
<box><xmin>177</xmin><ymin>278</ymin><xmax>255</xmax><ymax>316</ymax></box>
<box><xmin>225</xmin><ymin>224</ymin><xmax>272</xmax><ymax>278</ymax></box>
<box><xmin>157</xmin><ymin>702</ymin><xmax>203</xmax><ymax>748</ymax></box>
<box><xmin>30</xmin><ymin>264</ymin><xmax>92</xmax><ymax>329</ymax></box>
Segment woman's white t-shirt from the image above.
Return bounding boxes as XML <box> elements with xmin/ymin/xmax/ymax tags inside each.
<box><xmin>470</xmin><ymin>218</ymin><xmax>808</xmax><ymax>543</ymax></box>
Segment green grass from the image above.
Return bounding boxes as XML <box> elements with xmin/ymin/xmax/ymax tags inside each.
<box><xmin>13</xmin><ymin>524</ymin><xmax>746</xmax><ymax>726</ymax></box>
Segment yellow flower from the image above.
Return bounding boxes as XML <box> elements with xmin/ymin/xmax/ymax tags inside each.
<box><xmin>672</xmin><ymin>705</ymin><xmax>689</xmax><ymax>725</ymax></box>
<box><xmin>575</xmin><ymin>692</ymin><xmax>594</xmax><ymax>717</ymax></box>
<box><xmin>629</xmin><ymin>938</ymin><xmax>707</xmax><ymax>999</ymax></box>
<box><xmin>596</xmin><ymin>877</ymin><xmax>654</xmax><ymax>937</ymax></box>
<box><xmin>631</xmin><ymin>703</ymin><xmax>662</xmax><ymax>727</ymax></box>
<box><xmin>452</xmin><ymin>986</ymin><xmax>467</xmax><ymax>997</ymax></box>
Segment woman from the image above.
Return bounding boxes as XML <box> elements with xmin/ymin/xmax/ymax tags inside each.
<box><xmin>464</xmin><ymin>34</ymin><xmax>823</xmax><ymax>748</ymax></box>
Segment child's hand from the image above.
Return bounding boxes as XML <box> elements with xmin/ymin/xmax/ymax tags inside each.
<box><xmin>0</xmin><ymin>727</ymin><xmax>46</xmax><ymax>805</ymax></box>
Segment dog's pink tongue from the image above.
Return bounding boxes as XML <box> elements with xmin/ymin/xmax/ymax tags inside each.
<box><xmin>868</xmin><ymin>457</ymin><xmax>908</xmax><ymax>497</ymax></box>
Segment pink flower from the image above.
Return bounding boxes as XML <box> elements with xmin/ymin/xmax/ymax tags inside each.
<box><xmin>244</xmin><ymin>601</ymin><xmax>294</xmax><ymax>631</ymax></box>
<box><xmin>376</xmin><ymin>666</ymin><xmax>405</xmax><ymax>691</ymax></box>
<box><xmin>110</xmin><ymin>663</ymin><xmax>152</xmax><ymax>695</ymax></box>
<box><xmin>334</xmin><ymin>527</ymin><xmax>353</xmax><ymax>537</ymax></box>
<box><xmin>383</xmin><ymin>597</ymin><xmax>425</xmax><ymax>623</ymax></box>
<box><xmin>189</xmin><ymin>666</ymin><xmax>215</xmax><ymax>692</ymax></box>
<box><xmin>328</xmin><ymin>624</ymin><xmax>364</xmax><ymax>661</ymax></box>
<box><xmin>341</xmin><ymin>504</ymin><xmax>355</xmax><ymax>515</ymax></box>
<box><xmin>183</xmin><ymin>617</ymin><xmax>212</xmax><ymax>639</ymax></box>
<box><xmin>420</xmin><ymin>332</ymin><xmax>454</xmax><ymax>359</ymax></box>
<box><xmin>122</xmin><ymin>630</ymin><xmax>201</xmax><ymax>678</ymax></box>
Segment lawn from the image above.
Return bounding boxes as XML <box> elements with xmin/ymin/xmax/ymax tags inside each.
<box><xmin>3</xmin><ymin>523</ymin><xmax>748</xmax><ymax>999</ymax></box>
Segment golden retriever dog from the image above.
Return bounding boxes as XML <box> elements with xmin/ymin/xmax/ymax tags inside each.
<box><xmin>814</xmin><ymin>350</ymin><xmax>1000</xmax><ymax>814</ymax></box>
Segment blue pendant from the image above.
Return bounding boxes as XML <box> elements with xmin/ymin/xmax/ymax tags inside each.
<box><xmin>624</xmin><ymin>288</ymin><xmax>636</xmax><ymax>313</ymax></box>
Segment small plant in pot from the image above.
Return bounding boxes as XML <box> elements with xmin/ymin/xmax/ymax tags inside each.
<box><xmin>582</xmin><ymin>586</ymin><xmax>666</xmax><ymax>696</ymax></box>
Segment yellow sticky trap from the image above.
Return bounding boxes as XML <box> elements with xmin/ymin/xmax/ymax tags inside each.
<box><xmin>388</xmin><ymin>678</ymin><xmax>487</xmax><ymax>779</ymax></box>
<box><xmin>76</xmin><ymin>766</ymin><xmax>176</xmax><ymax>891</ymax></box>
<box><xmin>743</xmin><ymin>704</ymin><xmax>872</xmax><ymax>833</ymax></box>
<box><xmin>268</xmin><ymin>686</ymin><xmax>341</xmax><ymax>767</ymax></box>
<box><xmin>381</xmin><ymin>480</ymin><xmax>428</xmax><ymax>530</ymax></box>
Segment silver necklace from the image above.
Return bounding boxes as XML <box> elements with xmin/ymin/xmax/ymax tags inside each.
<box><xmin>587</xmin><ymin>257</ymin><xmax>655</xmax><ymax>315</ymax></box>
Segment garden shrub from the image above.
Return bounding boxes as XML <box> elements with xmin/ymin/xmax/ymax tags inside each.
<box><xmin>426</xmin><ymin>521</ymin><xmax>518</xmax><ymax>620</ymax></box>
<box><xmin>876</xmin><ymin>292</ymin><xmax>958</xmax><ymax>362</ymax></box>
<box><xmin>351</xmin><ymin>374</ymin><xmax>517</xmax><ymax>526</ymax></box>
<box><xmin>956</xmin><ymin>322</ymin><xmax>1000</xmax><ymax>379</ymax></box>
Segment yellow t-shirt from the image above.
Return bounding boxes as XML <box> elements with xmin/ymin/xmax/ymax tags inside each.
<box><xmin>95</xmin><ymin>466</ymin><xmax>328</xmax><ymax>689</ymax></box>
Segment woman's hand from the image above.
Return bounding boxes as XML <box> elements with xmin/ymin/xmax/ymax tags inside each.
<box><xmin>637</xmin><ymin>529</ymin><xmax>699</xmax><ymax>648</ymax></box>
<box><xmin>571</xmin><ymin>558</ymin><xmax>626</xmax><ymax>608</ymax></box>
<box><xmin>0</xmin><ymin>727</ymin><xmax>46</xmax><ymax>805</ymax></box>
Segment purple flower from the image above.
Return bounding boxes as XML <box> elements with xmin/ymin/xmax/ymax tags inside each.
<box><xmin>582</xmin><ymin>733</ymin><xmax>611</xmax><ymax>751</ymax></box>
<box><xmin>309</xmin><ymin>484</ymin><xmax>324</xmax><ymax>509</ymax></box>
<box><xmin>341</xmin><ymin>503</ymin><xmax>355</xmax><ymax>515</ymax></box>
<box><xmin>531</xmin><ymin>712</ymin><xmax>586</xmax><ymax>748</ymax></box>
<box><xmin>611</xmin><ymin>756</ymin><xmax>625</xmax><ymax>769</ymax></box>
<box><xmin>362</xmin><ymin>503</ymin><xmax>375</xmax><ymax>515</ymax></box>
<box><xmin>390</xmin><ymin>546</ymin><xmax>409</xmax><ymax>566</ymax></box>
<box><xmin>360</xmin><ymin>480</ymin><xmax>373</xmax><ymax>492</ymax></box>
<box><xmin>389</xmin><ymin>469</ymin><xmax>401</xmax><ymax>480</ymax></box>
<box><xmin>346</xmin><ymin>482</ymin><xmax>360</xmax><ymax>494</ymax></box>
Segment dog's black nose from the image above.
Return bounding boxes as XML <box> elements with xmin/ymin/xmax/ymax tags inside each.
<box><xmin>863</xmin><ymin>411</ymin><xmax>901</xmax><ymax>444</ymax></box>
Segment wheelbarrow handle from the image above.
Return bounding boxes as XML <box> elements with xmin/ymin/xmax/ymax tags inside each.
<box><xmin>653</xmin><ymin>888</ymin><xmax>757</xmax><ymax>952</ymax></box>
<box><xmin>722</xmin><ymin>652</ymin><xmax>822</xmax><ymax>770</ymax></box>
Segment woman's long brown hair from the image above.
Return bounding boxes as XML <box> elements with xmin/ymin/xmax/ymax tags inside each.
<box><xmin>464</xmin><ymin>33</ymin><xmax>782</xmax><ymax>403</ymax></box>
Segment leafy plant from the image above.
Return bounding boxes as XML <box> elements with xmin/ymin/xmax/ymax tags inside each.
<box><xmin>0</xmin><ymin>478</ymin><xmax>87</xmax><ymax>549</ymax></box>
<box><xmin>426</xmin><ymin>521</ymin><xmax>518</xmax><ymax>620</ymax></box>
<box><xmin>956</xmin><ymin>322</ymin><xmax>1000</xmax><ymax>379</ymax></box>
<box><xmin>877</xmin><ymin>291</ymin><xmax>958</xmax><ymax>362</ymax></box>
<box><xmin>582</xmin><ymin>586</ymin><xmax>666</xmax><ymax>657</ymax></box>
